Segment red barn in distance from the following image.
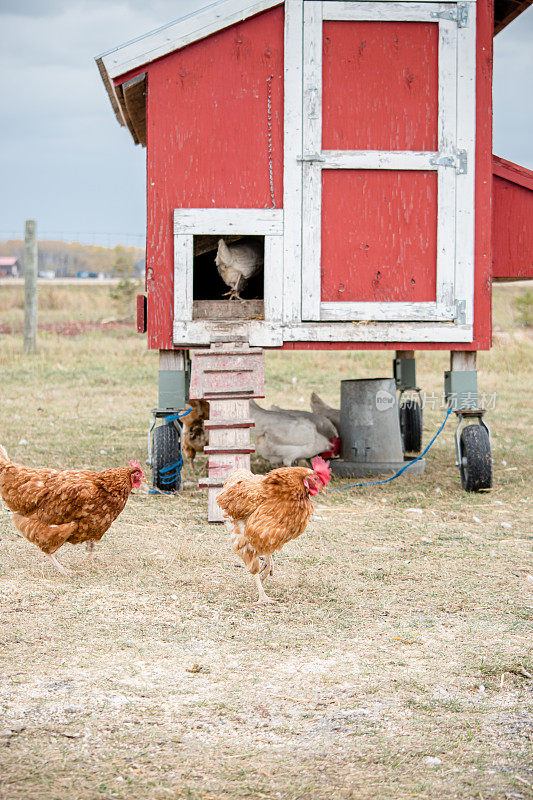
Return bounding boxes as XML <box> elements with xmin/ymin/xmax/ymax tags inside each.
<box><xmin>97</xmin><ymin>0</ymin><xmax>532</xmax><ymax>508</ymax></box>
<box><xmin>0</xmin><ymin>257</ymin><xmax>20</xmax><ymax>278</ymax></box>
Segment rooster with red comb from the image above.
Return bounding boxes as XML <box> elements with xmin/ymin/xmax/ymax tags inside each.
<box><xmin>217</xmin><ymin>456</ymin><xmax>332</xmax><ymax>603</ymax></box>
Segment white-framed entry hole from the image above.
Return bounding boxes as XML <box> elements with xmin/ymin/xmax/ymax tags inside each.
<box><xmin>192</xmin><ymin>234</ymin><xmax>265</xmax><ymax>320</ymax></box>
<box><xmin>173</xmin><ymin>208</ymin><xmax>284</xmax><ymax>328</ymax></box>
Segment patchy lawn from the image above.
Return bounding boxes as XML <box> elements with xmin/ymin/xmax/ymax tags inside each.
<box><xmin>0</xmin><ymin>283</ymin><xmax>531</xmax><ymax>800</ymax></box>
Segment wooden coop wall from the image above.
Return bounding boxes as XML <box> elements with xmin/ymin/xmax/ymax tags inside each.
<box><xmin>131</xmin><ymin>5</ymin><xmax>284</xmax><ymax>351</ymax></box>
<box><xmin>113</xmin><ymin>0</ymin><xmax>493</xmax><ymax>352</ymax></box>
<box><xmin>492</xmin><ymin>156</ymin><xmax>533</xmax><ymax>280</ymax></box>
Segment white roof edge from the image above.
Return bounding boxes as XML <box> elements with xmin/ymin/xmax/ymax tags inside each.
<box><xmin>98</xmin><ymin>0</ymin><xmax>282</xmax><ymax>81</ymax></box>
<box><xmin>96</xmin><ymin>0</ymin><xmax>225</xmax><ymax>61</ymax></box>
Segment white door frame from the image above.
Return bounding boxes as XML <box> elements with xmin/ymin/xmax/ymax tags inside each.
<box><xmin>282</xmin><ymin>0</ymin><xmax>476</xmax><ymax>328</ymax></box>
<box><xmin>172</xmin><ymin>208</ymin><xmax>284</xmax><ymax>338</ymax></box>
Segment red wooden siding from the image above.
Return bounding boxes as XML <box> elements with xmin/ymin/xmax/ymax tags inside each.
<box><xmin>321</xmin><ymin>170</ymin><xmax>437</xmax><ymax>302</ymax></box>
<box><xmin>320</xmin><ymin>20</ymin><xmax>439</xmax><ymax>307</ymax></box>
<box><xmin>123</xmin><ymin>6</ymin><xmax>285</xmax><ymax>350</ymax></box>
<box><xmin>113</xmin><ymin>0</ymin><xmax>493</xmax><ymax>352</ymax></box>
<box><xmin>322</xmin><ymin>21</ymin><xmax>438</xmax><ymax>151</ymax></box>
<box><xmin>492</xmin><ymin>156</ymin><xmax>533</xmax><ymax>280</ymax></box>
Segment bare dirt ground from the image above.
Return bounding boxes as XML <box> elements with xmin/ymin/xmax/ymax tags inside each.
<box><xmin>0</xmin><ymin>283</ymin><xmax>531</xmax><ymax>799</ymax></box>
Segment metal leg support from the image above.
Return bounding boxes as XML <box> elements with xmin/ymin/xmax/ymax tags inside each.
<box><xmin>447</xmin><ymin>352</ymin><xmax>493</xmax><ymax>492</ymax></box>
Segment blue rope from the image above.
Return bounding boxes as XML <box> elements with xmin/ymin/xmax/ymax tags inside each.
<box><xmin>164</xmin><ymin>409</ymin><xmax>192</xmax><ymax>423</ymax></box>
<box><xmin>329</xmin><ymin>406</ymin><xmax>453</xmax><ymax>492</ymax></box>
<box><xmin>148</xmin><ymin>408</ymin><xmax>192</xmax><ymax>495</ymax></box>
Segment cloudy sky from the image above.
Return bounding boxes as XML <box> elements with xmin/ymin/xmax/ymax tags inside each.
<box><xmin>0</xmin><ymin>0</ymin><xmax>531</xmax><ymax>246</ymax></box>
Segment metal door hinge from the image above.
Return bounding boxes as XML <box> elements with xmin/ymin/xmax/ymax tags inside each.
<box><xmin>455</xmin><ymin>300</ymin><xmax>467</xmax><ymax>324</ymax></box>
<box><xmin>430</xmin><ymin>149</ymin><xmax>468</xmax><ymax>174</ymax></box>
<box><xmin>431</xmin><ymin>2</ymin><xmax>469</xmax><ymax>26</ymax></box>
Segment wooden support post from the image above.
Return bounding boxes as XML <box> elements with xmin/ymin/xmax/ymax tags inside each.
<box><xmin>450</xmin><ymin>351</ymin><xmax>477</xmax><ymax>371</ymax></box>
<box><xmin>23</xmin><ymin>220</ymin><xmax>38</xmax><ymax>353</ymax></box>
<box><xmin>159</xmin><ymin>349</ymin><xmax>189</xmax><ymax>371</ymax></box>
<box><xmin>395</xmin><ymin>350</ymin><xmax>415</xmax><ymax>360</ymax></box>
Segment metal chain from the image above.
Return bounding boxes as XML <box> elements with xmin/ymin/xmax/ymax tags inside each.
<box><xmin>266</xmin><ymin>75</ymin><xmax>276</xmax><ymax>209</ymax></box>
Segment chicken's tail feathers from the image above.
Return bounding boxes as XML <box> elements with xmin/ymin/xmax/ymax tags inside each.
<box><xmin>310</xmin><ymin>391</ymin><xmax>326</xmax><ymax>413</ymax></box>
<box><xmin>0</xmin><ymin>445</ymin><xmax>9</xmax><ymax>463</ymax></box>
<box><xmin>215</xmin><ymin>238</ymin><xmax>232</xmax><ymax>266</ymax></box>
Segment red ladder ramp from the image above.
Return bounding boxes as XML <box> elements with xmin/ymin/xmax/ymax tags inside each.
<box><xmin>189</xmin><ymin>344</ymin><xmax>265</xmax><ymax>522</ymax></box>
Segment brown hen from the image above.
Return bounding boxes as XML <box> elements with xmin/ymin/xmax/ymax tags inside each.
<box><xmin>0</xmin><ymin>446</ymin><xmax>144</xmax><ymax>574</ymax></box>
<box><xmin>216</xmin><ymin>457</ymin><xmax>331</xmax><ymax>603</ymax></box>
<box><xmin>182</xmin><ymin>400</ymin><xmax>209</xmax><ymax>474</ymax></box>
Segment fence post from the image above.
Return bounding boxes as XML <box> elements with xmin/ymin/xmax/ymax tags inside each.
<box><xmin>23</xmin><ymin>219</ymin><xmax>38</xmax><ymax>353</ymax></box>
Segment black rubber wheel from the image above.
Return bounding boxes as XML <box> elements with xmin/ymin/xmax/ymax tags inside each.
<box><xmin>459</xmin><ymin>424</ymin><xmax>493</xmax><ymax>492</ymax></box>
<box><xmin>400</xmin><ymin>400</ymin><xmax>423</xmax><ymax>453</ymax></box>
<box><xmin>152</xmin><ymin>423</ymin><xmax>182</xmax><ymax>492</ymax></box>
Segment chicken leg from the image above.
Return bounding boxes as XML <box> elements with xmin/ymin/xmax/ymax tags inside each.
<box><xmin>254</xmin><ymin>572</ymin><xmax>277</xmax><ymax>604</ymax></box>
<box><xmin>259</xmin><ymin>555</ymin><xmax>274</xmax><ymax>582</ymax></box>
<box><xmin>47</xmin><ymin>553</ymin><xmax>70</xmax><ymax>576</ymax></box>
<box><xmin>222</xmin><ymin>274</ymin><xmax>244</xmax><ymax>301</ymax></box>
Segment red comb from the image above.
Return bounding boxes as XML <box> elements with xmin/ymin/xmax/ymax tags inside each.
<box><xmin>320</xmin><ymin>436</ymin><xmax>341</xmax><ymax>459</ymax></box>
<box><xmin>312</xmin><ymin>456</ymin><xmax>332</xmax><ymax>484</ymax></box>
<box><xmin>129</xmin><ymin>460</ymin><xmax>145</xmax><ymax>477</ymax></box>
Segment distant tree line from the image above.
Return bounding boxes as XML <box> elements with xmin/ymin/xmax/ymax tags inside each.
<box><xmin>0</xmin><ymin>239</ymin><xmax>144</xmax><ymax>278</ymax></box>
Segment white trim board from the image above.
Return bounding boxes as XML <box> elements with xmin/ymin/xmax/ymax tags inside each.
<box><xmin>172</xmin><ymin>318</ymin><xmax>474</xmax><ymax>346</ymax></box>
<box><xmin>320</xmin><ymin>302</ymin><xmax>457</xmax><ymax>322</ymax></box>
<box><xmin>174</xmin><ymin>208</ymin><xmax>283</xmax><ymax>236</ymax></box>
<box><xmin>299</xmin><ymin>0</ymin><xmax>475</xmax><ymax>326</ymax></box>
<box><xmin>282</xmin><ymin>0</ymin><xmax>304</xmax><ymax>324</ymax></box>
<box><xmin>173</xmin><ymin>208</ymin><xmax>284</xmax><ymax>330</ymax></box>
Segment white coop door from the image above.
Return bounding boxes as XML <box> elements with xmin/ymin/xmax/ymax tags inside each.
<box><xmin>300</xmin><ymin>0</ymin><xmax>476</xmax><ymax>325</ymax></box>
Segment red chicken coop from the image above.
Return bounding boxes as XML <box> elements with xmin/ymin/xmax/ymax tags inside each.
<box><xmin>97</xmin><ymin>0</ymin><xmax>533</xmax><ymax>517</ymax></box>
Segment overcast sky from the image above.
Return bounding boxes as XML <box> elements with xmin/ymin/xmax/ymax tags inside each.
<box><xmin>0</xmin><ymin>0</ymin><xmax>531</xmax><ymax>247</ymax></box>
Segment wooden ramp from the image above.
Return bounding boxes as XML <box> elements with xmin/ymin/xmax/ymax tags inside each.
<box><xmin>189</xmin><ymin>343</ymin><xmax>265</xmax><ymax>522</ymax></box>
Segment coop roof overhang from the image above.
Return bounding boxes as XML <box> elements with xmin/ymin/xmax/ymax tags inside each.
<box><xmin>95</xmin><ymin>0</ymin><xmax>281</xmax><ymax>146</ymax></box>
<box><xmin>494</xmin><ymin>0</ymin><xmax>532</xmax><ymax>34</ymax></box>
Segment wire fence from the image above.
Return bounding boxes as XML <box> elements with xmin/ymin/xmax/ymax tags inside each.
<box><xmin>0</xmin><ymin>231</ymin><xmax>146</xmax><ymax>248</ymax></box>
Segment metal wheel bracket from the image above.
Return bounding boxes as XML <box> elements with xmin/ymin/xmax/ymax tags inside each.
<box><xmin>444</xmin><ymin>370</ymin><xmax>479</xmax><ymax>410</ymax></box>
<box><xmin>393</xmin><ymin>357</ymin><xmax>417</xmax><ymax>391</ymax></box>
<box><xmin>453</xmin><ymin>409</ymin><xmax>491</xmax><ymax>467</ymax></box>
<box><xmin>158</xmin><ymin>367</ymin><xmax>190</xmax><ymax>412</ymax></box>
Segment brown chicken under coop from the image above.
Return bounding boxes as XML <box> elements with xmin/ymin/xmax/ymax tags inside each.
<box><xmin>182</xmin><ymin>400</ymin><xmax>210</xmax><ymax>474</ymax></box>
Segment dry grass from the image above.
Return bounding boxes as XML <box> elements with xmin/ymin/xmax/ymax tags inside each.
<box><xmin>0</xmin><ymin>283</ymin><xmax>531</xmax><ymax>800</ymax></box>
<box><xmin>0</xmin><ymin>282</ymin><xmax>122</xmax><ymax>326</ymax></box>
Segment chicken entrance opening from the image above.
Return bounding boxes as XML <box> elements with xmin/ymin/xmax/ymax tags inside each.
<box><xmin>192</xmin><ymin>234</ymin><xmax>264</xmax><ymax>320</ymax></box>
